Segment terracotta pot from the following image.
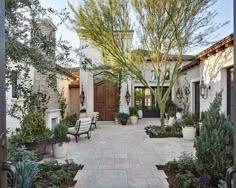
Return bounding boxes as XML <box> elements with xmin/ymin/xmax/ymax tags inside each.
<box><xmin>53</xmin><ymin>143</ymin><xmax>68</xmax><ymax>158</ymax></box>
<box><xmin>24</xmin><ymin>140</ymin><xmax>48</xmax><ymax>161</ymax></box>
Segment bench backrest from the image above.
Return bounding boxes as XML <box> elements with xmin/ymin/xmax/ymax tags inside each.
<box><xmin>75</xmin><ymin>117</ymin><xmax>91</xmax><ymax>133</ymax></box>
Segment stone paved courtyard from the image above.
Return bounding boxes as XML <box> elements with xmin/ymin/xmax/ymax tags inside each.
<box><xmin>47</xmin><ymin>119</ymin><xmax>194</xmax><ymax>188</ymax></box>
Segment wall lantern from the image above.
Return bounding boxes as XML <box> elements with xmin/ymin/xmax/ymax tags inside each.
<box><xmin>80</xmin><ymin>84</ymin><xmax>85</xmax><ymax>106</ymax></box>
<box><xmin>125</xmin><ymin>84</ymin><xmax>131</xmax><ymax>105</ymax></box>
<box><xmin>200</xmin><ymin>77</ymin><xmax>210</xmax><ymax>99</ymax></box>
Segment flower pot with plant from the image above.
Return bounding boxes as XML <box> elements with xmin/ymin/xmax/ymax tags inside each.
<box><xmin>80</xmin><ymin>108</ymin><xmax>87</xmax><ymax>118</ymax></box>
<box><xmin>52</xmin><ymin>122</ymin><xmax>71</xmax><ymax>158</ymax></box>
<box><xmin>135</xmin><ymin>89</ymin><xmax>145</xmax><ymax>119</ymax></box>
<box><xmin>182</xmin><ymin>115</ymin><xmax>196</xmax><ymax>141</ymax></box>
<box><xmin>9</xmin><ymin>112</ymin><xmax>52</xmax><ymax>161</ymax></box>
<box><xmin>118</xmin><ymin>112</ymin><xmax>129</xmax><ymax>125</ymax></box>
<box><xmin>129</xmin><ymin>107</ymin><xmax>138</xmax><ymax>125</ymax></box>
<box><xmin>113</xmin><ymin>112</ymin><xmax>119</xmax><ymax>124</ymax></box>
<box><xmin>166</xmin><ymin>100</ymin><xmax>176</xmax><ymax>126</ymax></box>
<box><xmin>176</xmin><ymin>107</ymin><xmax>183</xmax><ymax>120</ymax></box>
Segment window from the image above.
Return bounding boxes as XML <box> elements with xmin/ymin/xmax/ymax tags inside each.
<box><xmin>150</xmin><ymin>70</ymin><xmax>156</xmax><ymax>81</ymax></box>
<box><xmin>12</xmin><ymin>71</ymin><xmax>18</xmax><ymax>98</ymax></box>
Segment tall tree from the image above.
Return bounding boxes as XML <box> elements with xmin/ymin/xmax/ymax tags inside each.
<box><xmin>6</xmin><ymin>0</ymin><xmax>79</xmax><ymax>117</ymax></box>
<box><xmin>70</xmin><ymin>0</ymin><xmax>226</xmax><ymax>129</ymax></box>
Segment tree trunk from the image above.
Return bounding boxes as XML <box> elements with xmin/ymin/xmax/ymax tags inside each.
<box><xmin>116</xmin><ymin>70</ymin><xmax>122</xmax><ymax>112</ymax></box>
<box><xmin>159</xmin><ymin>106</ymin><xmax>165</xmax><ymax>132</ymax></box>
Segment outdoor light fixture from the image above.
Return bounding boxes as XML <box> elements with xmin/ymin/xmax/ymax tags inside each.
<box><xmin>80</xmin><ymin>84</ymin><xmax>85</xmax><ymax>106</ymax></box>
<box><xmin>125</xmin><ymin>84</ymin><xmax>131</xmax><ymax>105</ymax></box>
<box><xmin>200</xmin><ymin>77</ymin><xmax>210</xmax><ymax>99</ymax></box>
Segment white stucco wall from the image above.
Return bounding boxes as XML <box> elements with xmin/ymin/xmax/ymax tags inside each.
<box><xmin>6</xmin><ymin>64</ymin><xmax>35</xmax><ymax>129</ymax></box>
<box><xmin>200</xmin><ymin>46</ymin><xmax>233</xmax><ymax>113</ymax></box>
<box><xmin>176</xmin><ymin>65</ymin><xmax>200</xmax><ymax>113</ymax></box>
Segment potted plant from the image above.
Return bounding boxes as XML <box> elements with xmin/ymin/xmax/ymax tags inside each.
<box><xmin>9</xmin><ymin>112</ymin><xmax>52</xmax><ymax>161</ymax></box>
<box><xmin>176</xmin><ymin>107</ymin><xmax>183</xmax><ymax>120</ymax></box>
<box><xmin>80</xmin><ymin>108</ymin><xmax>87</xmax><ymax>118</ymax></box>
<box><xmin>135</xmin><ymin>89</ymin><xmax>145</xmax><ymax>118</ymax></box>
<box><xmin>113</xmin><ymin>112</ymin><xmax>119</xmax><ymax>124</ymax></box>
<box><xmin>118</xmin><ymin>112</ymin><xmax>129</xmax><ymax>125</ymax></box>
<box><xmin>182</xmin><ymin>115</ymin><xmax>196</xmax><ymax>141</ymax></box>
<box><xmin>166</xmin><ymin>99</ymin><xmax>176</xmax><ymax>125</ymax></box>
<box><xmin>129</xmin><ymin>107</ymin><xmax>138</xmax><ymax>125</ymax></box>
<box><xmin>52</xmin><ymin>122</ymin><xmax>71</xmax><ymax>158</ymax></box>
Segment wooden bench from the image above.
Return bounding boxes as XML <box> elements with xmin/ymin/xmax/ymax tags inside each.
<box><xmin>68</xmin><ymin>117</ymin><xmax>92</xmax><ymax>143</ymax></box>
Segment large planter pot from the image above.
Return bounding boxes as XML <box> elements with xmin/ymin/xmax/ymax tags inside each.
<box><xmin>138</xmin><ymin>110</ymin><xmax>143</xmax><ymax>119</ymax></box>
<box><xmin>130</xmin><ymin>116</ymin><xmax>138</xmax><ymax>125</ymax></box>
<box><xmin>120</xmin><ymin>119</ymin><xmax>128</xmax><ymax>125</ymax></box>
<box><xmin>24</xmin><ymin>140</ymin><xmax>48</xmax><ymax>161</ymax></box>
<box><xmin>182</xmin><ymin>127</ymin><xmax>196</xmax><ymax>141</ymax></box>
<box><xmin>53</xmin><ymin>143</ymin><xmax>68</xmax><ymax>158</ymax></box>
<box><xmin>168</xmin><ymin>116</ymin><xmax>175</xmax><ymax>126</ymax></box>
<box><xmin>80</xmin><ymin>113</ymin><xmax>87</xmax><ymax>118</ymax></box>
<box><xmin>176</xmin><ymin>112</ymin><xmax>182</xmax><ymax>120</ymax></box>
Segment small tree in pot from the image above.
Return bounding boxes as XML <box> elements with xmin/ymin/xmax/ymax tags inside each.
<box><xmin>52</xmin><ymin>122</ymin><xmax>71</xmax><ymax>158</ymax></box>
<box><xmin>129</xmin><ymin>107</ymin><xmax>138</xmax><ymax>125</ymax></box>
<box><xmin>182</xmin><ymin>115</ymin><xmax>196</xmax><ymax>141</ymax></box>
<box><xmin>9</xmin><ymin>112</ymin><xmax>52</xmax><ymax>161</ymax></box>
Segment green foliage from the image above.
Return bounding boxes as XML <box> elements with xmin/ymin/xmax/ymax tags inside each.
<box><xmin>195</xmin><ymin>91</ymin><xmax>233</xmax><ymax>182</ymax></box>
<box><xmin>9</xmin><ymin>112</ymin><xmax>52</xmax><ymax>144</ymax></box>
<box><xmin>58</xmin><ymin>89</ymin><xmax>67</xmax><ymax>119</ymax></box>
<box><xmin>135</xmin><ymin>89</ymin><xmax>145</xmax><ymax>107</ymax></box>
<box><xmin>165</xmin><ymin>99</ymin><xmax>176</xmax><ymax>113</ymax></box>
<box><xmin>113</xmin><ymin>112</ymin><xmax>118</xmax><ymax>120</ymax></box>
<box><xmin>118</xmin><ymin>112</ymin><xmax>129</xmax><ymax>121</ymax></box>
<box><xmin>183</xmin><ymin>115</ymin><xmax>195</xmax><ymax>127</ymax></box>
<box><xmin>9</xmin><ymin>91</ymin><xmax>50</xmax><ymax>120</ymax></box>
<box><xmin>7</xmin><ymin>145</ymin><xmax>36</xmax><ymax>162</ymax></box>
<box><xmin>167</xmin><ymin>153</ymin><xmax>197</xmax><ymax>175</ymax></box>
<box><xmin>61</xmin><ymin>114</ymin><xmax>77</xmax><ymax>127</ymax></box>
<box><xmin>52</xmin><ymin>122</ymin><xmax>71</xmax><ymax>145</ymax></box>
<box><xmin>7</xmin><ymin>145</ymin><xmax>39</xmax><ymax>188</ymax></box>
<box><xmin>176</xmin><ymin>171</ymin><xmax>197</xmax><ymax>188</ymax></box>
<box><xmin>200</xmin><ymin>111</ymin><xmax>208</xmax><ymax>122</ymax></box>
<box><xmin>36</xmin><ymin>159</ymin><xmax>83</xmax><ymax>187</ymax></box>
<box><xmin>129</xmin><ymin>107</ymin><xmax>138</xmax><ymax>116</ymax></box>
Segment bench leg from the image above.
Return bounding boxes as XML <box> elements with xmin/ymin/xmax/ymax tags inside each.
<box><xmin>87</xmin><ymin>132</ymin><xmax>91</xmax><ymax>139</ymax></box>
<box><xmin>75</xmin><ymin>135</ymin><xmax>78</xmax><ymax>143</ymax></box>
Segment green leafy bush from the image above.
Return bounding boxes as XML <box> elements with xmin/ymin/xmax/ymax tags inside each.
<box><xmin>36</xmin><ymin>159</ymin><xmax>83</xmax><ymax>187</ymax></box>
<box><xmin>183</xmin><ymin>115</ymin><xmax>195</xmax><ymax>127</ymax></box>
<box><xmin>176</xmin><ymin>171</ymin><xmax>197</xmax><ymax>188</ymax></box>
<box><xmin>9</xmin><ymin>112</ymin><xmax>52</xmax><ymax>144</ymax></box>
<box><xmin>7</xmin><ymin>145</ymin><xmax>39</xmax><ymax>188</ymax></box>
<box><xmin>52</xmin><ymin>122</ymin><xmax>71</xmax><ymax>145</ymax></box>
<box><xmin>195</xmin><ymin>91</ymin><xmax>233</xmax><ymax>182</ymax></box>
<box><xmin>61</xmin><ymin>114</ymin><xmax>77</xmax><ymax>127</ymax></box>
<box><xmin>167</xmin><ymin>153</ymin><xmax>197</xmax><ymax>175</ymax></box>
<box><xmin>165</xmin><ymin>99</ymin><xmax>176</xmax><ymax>113</ymax></box>
<box><xmin>129</xmin><ymin>107</ymin><xmax>138</xmax><ymax>116</ymax></box>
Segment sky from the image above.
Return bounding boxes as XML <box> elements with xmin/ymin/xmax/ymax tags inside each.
<box><xmin>40</xmin><ymin>0</ymin><xmax>233</xmax><ymax>59</ymax></box>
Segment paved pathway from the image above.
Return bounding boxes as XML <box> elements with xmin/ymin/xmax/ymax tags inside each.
<box><xmin>52</xmin><ymin>119</ymin><xmax>194</xmax><ymax>188</ymax></box>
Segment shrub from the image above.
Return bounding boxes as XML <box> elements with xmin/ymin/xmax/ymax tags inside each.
<box><xmin>7</xmin><ymin>145</ymin><xmax>39</xmax><ymax>188</ymax></box>
<box><xmin>9</xmin><ymin>112</ymin><xmax>52</xmax><ymax>144</ymax></box>
<box><xmin>183</xmin><ymin>115</ymin><xmax>195</xmax><ymax>127</ymax></box>
<box><xmin>118</xmin><ymin>112</ymin><xmax>129</xmax><ymax>121</ymax></box>
<box><xmin>36</xmin><ymin>159</ymin><xmax>83</xmax><ymax>187</ymax></box>
<box><xmin>176</xmin><ymin>171</ymin><xmax>197</xmax><ymax>188</ymax></box>
<box><xmin>167</xmin><ymin>153</ymin><xmax>197</xmax><ymax>175</ymax></box>
<box><xmin>61</xmin><ymin>114</ymin><xmax>77</xmax><ymax>127</ymax></box>
<box><xmin>166</xmin><ymin>99</ymin><xmax>176</xmax><ymax>113</ymax></box>
<box><xmin>52</xmin><ymin>122</ymin><xmax>71</xmax><ymax>145</ymax></box>
<box><xmin>129</xmin><ymin>107</ymin><xmax>138</xmax><ymax>116</ymax></box>
<box><xmin>195</xmin><ymin>91</ymin><xmax>233</xmax><ymax>182</ymax></box>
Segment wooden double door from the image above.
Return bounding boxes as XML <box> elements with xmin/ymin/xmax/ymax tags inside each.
<box><xmin>94</xmin><ymin>81</ymin><xmax>117</xmax><ymax>121</ymax></box>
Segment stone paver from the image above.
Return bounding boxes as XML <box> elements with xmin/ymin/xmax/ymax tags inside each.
<box><xmin>46</xmin><ymin>119</ymin><xmax>194</xmax><ymax>188</ymax></box>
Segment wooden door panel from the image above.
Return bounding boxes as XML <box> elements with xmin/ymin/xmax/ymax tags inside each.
<box><xmin>94</xmin><ymin>82</ymin><xmax>117</xmax><ymax>121</ymax></box>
